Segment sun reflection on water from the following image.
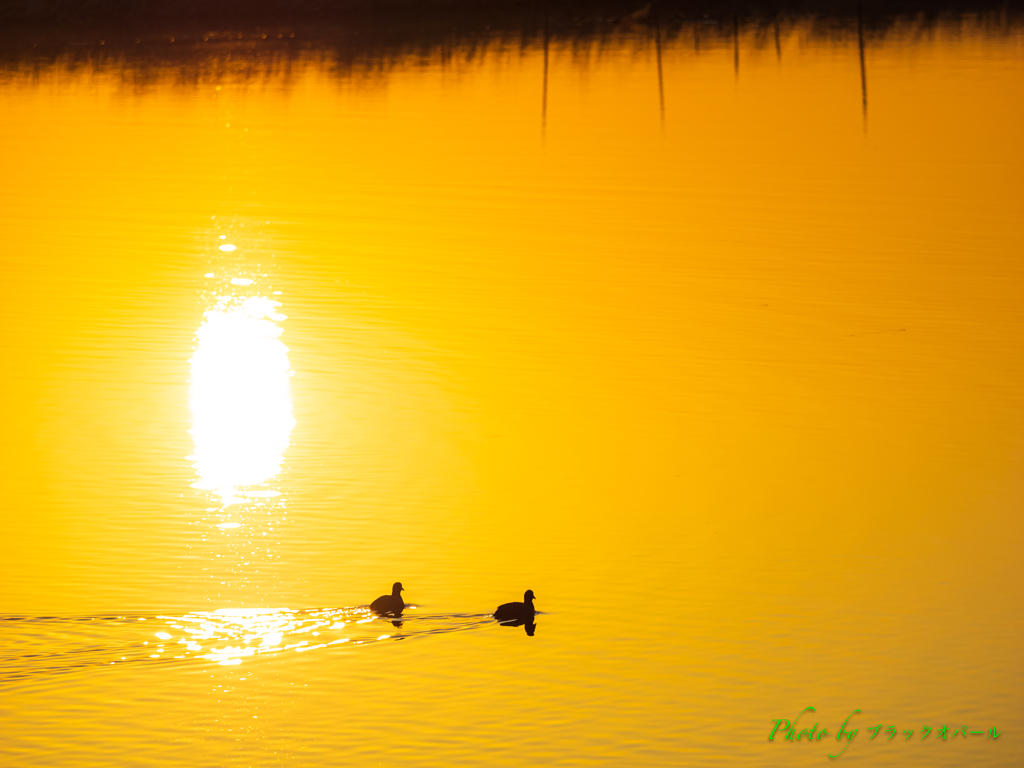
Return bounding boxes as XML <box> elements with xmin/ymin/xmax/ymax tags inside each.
<box><xmin>167</xmin><ymin>607</ymin><xmax>369</xmax><ymax>665</ymax></box>
<box><xmin>0</xmin><ymin>607</ymin><xmax>497</xmax><ymax>687</ymax></box>
<box><xmin>188</xmin><ymin>293</ymin><xmax>295</xmax><ymax>505</ymax></box>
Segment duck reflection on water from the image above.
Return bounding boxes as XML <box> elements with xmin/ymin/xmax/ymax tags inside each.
<box><xmin>497</xmin><ymin>617</ymin><xmax>537</xmax><ymax>636</ymax></box>
<box><xmin>494</xmin><ymin>590</ymin><xmax>537</xmax><ymax>635</ymax></box>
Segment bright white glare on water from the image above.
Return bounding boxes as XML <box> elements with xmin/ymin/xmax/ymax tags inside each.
<box><xmin>189</xmin><ymin>294</ymin><xmax>295</xmax><ymax>504</ymax></box>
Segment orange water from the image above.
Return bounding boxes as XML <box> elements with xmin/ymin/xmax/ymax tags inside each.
<box><xmin>1</xmin><ymin>17</ymin><xmax>1022</xmax><ymax>766</ymax></box>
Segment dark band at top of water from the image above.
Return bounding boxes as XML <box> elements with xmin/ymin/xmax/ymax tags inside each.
<box><xmin>1</xmin><ymin>0</ymin><xmax>1020</xmax><ymax>74</ymax></box>
<box><xmin>3</xmin><ymin>0</ymin><xmax>1020</xmax><ymax>24</ymax></box>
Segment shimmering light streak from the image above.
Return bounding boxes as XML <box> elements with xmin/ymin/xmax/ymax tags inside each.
<box><xmin>188</xmin><ymin>295</ymin><xmax>295</xmax><ymax>504</ymax></box>
<box><xmin>161</xmin><ymin>606</ymin><xmax>407</xmax><ymax>665</ymax></box>
<box><xmin>0</xmin><ymin>606</ymin><xmax>491</xmax><ymax>683</ymax></box>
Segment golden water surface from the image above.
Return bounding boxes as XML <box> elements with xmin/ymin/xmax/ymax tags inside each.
<box><xmin>1</xmin><ymin>16</ymin><xmax>1023</xmax><ymax>766</ymax></box>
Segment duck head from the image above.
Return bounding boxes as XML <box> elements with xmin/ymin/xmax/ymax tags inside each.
<box><xmin>392</xmin><ymin>582</ymin><xmax>404</xmax><ymax>596</ymax></box>
<box><xmin>524</xmin><ymin>589</ymin><xmax>536</xmax><ymax>603</ymax></box>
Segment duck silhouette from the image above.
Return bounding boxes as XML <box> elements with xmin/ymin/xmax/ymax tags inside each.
<box><xmin>494</xmin><ymin>590</ymin><xmax>536</xmax><ymax>623</ymax></box>
<box><xmin>370</xmin><ymin>582</ymin><xmax>405</xmax><ymax>616</ymax></box>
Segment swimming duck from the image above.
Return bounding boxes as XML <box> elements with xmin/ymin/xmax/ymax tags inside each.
<box><xmin>370</xmin><ymin>582</ymin><xmax>405</xmax><ymax>616</ymax></box>
<box><xmin>494</xmin><ymin>590</ymin><xmax>536</xmax><ymax>622</ymax></box>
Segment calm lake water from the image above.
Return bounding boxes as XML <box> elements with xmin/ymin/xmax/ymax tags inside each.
<box><xmin>2</xmin><ymin>14</ymin><xmax>1023</xmax><ymax>766</ymax></box>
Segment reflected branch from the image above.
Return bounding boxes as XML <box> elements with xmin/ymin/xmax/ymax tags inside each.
<box><xmin>733</xmin><ymin>13</ymin><xmax>740</xmax><ymax>78</ymax></box>
<box><xmin>654</xmin><ymin>14</ymin><xmax>665</xmax><ymax>126</ymax></box>
<box><xmin>857</xmin><ymin>0</ymin><xmax>868</xmax><ymax>127</ymax></box>
<box><xmin>542</xmin><ymin>11</ymin><xmax>549</xmax><ymax>138</ymax></box>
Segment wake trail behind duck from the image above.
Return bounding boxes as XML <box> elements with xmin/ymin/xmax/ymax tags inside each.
<box><xmin>0</xmin><ymin>606</ymin><xmax>494</xmax><ymax>691</ymax></box>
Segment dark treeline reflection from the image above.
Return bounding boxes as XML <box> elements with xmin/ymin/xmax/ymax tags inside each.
<box><xmin>1</xmin><ymin>0</ymin><xmax>1020</xmax><ymax>79</ymax></box>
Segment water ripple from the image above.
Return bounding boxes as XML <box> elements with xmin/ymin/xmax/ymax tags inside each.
<box><xmin>0</xmin><ymin>607</ymin><xmax>492</xmax><ymax>690</ymax></box>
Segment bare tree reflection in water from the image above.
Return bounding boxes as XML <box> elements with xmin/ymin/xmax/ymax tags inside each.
<box><xmin>733</xmin><ymin>13</ymin><xmax>740</xmax><ymax>77</ymax></box>
<box><xmin>542</xmin><ymin>10</ymin><xmax>549</xmax><ymax>138</ymax></box>
<box><xmin>2</xmin><ymin>7</ymin><xmax>1014</xmax><ymax>113</ymax></box>
<box><xmin>857</xmin><ymin>0</ymin><xmax>869</xmax><ymax>128</ymax></box>
<box><xmin>654</xmin><ymin>10</ymin><xmax>665</xmax><ymax>126</ymax></box>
